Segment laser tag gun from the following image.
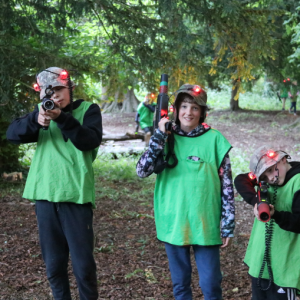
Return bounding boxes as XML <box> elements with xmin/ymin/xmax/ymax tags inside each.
<box><xmin>154</xmin><ymin>74</ymin><xmax>172</xmax><ymax>132</ymax></box>
<box><xmin>257</xmin><ymin>181</ymin><xmax>271</xmax><ymax>222</ymax></box>
<box><xmin>41</xmin><ymin>85</ymin><xmax>55</xmax><ymax>130</ymax></box>
<box><xmin>153</xmin><ymin>74</ymin><xmax>178</xmax><ymax>174</ymax></box>
<box><xmin>248</xmin><ymin>173</ymin><xmax>271</xmax><ymax>222</ymax></box>
<box><xmin>276</xmin><ymin>92</ymin><xmax>282</xmax><ymax>102</ymax></box>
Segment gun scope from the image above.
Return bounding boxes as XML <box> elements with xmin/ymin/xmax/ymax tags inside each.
<box><xmin>41</xmin><ymin>85</ymin><xmax>55</xmax><ymax>130</ymax></box>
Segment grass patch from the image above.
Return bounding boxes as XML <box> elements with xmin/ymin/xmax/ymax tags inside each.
<box><xmin>207</xmin><ymin>81</ymin><xmax>282</xmax><ymax>111</ymax></box>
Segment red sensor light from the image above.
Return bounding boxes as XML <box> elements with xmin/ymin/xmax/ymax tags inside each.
<box><xmin>267</xmin><ymin>150</ymin><xmax>275</xmax><ymax>158</ymax></box>
<box><xmin>33</xmin><ymin>83</ymin><xmax>41</xmax><ymax>92</ymax></box>
<box><xmin>248</xmin><ymin>172</ymin><xmax>256</xmax><ymax>180</ymax></box>
<box><xmin>60</xmin><ymin>70</ymin><xmax>68</xmax><ymax>80</ymax></box>
<box><xmin>169</xmin><ymin>105</ymin><xmax>174</xmax><ymax>113</ymax></box>
<box><xmin>193</xmin><ymin>85</ymin><xmax>201</xmax><ymax>93</ymax></box>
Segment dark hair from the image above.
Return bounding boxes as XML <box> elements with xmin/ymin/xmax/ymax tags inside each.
<box><xmin>174</xmin><ymin>93</ymin><xmax>207</xmax><ymax>125</ymax></box>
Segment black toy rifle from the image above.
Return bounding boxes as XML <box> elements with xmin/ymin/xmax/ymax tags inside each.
<box><xmin>276</xmin><ymin>92</ymin><xmax>282</xmax><ymax>102</ymax></box>
<box><xmin>153</xmin><ymin>74</ymin><xmax>177</xmax><ymax>173</ymax></box>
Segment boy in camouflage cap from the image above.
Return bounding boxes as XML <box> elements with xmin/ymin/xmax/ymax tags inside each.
<box><xmin>235</xmin><ymin>145</ymin><xmax>300</xmax><ymax>300</ymax></box>
<box><xmin>6</xmin><ymin>67</ymin><xmax>102</xmax><ymax>300</ymax></box>
<box><xmin>137</xmin><ymin>83</ymin><xmax>235</xmax><ymax>300</ymax></box>
<box><xmin>37</xmin><ymin>67</ymin><xmax>75</xmax><ymax>99</ymax></box>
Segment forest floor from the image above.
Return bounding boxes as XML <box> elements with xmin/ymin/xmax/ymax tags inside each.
<box><xmin>1</xmin><ymin>108</ymin><xmax>300</xmax><ymax>300</ymax></box>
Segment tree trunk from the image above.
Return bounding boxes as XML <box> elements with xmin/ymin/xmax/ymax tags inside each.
<box><xmin>121</xmin><ymin>88</ymin><xmax>139</xmax><ymax>113</ymax></box>
<box><xmin>102</xmin><ymin>89</ymin><xmax>120</xmax><ymax>113</ymax></box>
<box><xmin>230</xmin><ymin>79</ymin><xmax>240</xmax><ymax>111</ymax></box>
<box><xmin>102</xmin><ymin>132</ymin><xmax>145</xmax><ymax>142</ymax></box>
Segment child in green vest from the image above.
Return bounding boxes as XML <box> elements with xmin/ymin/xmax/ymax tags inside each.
<box><xmin>6</xmin><ymin>67</ymin><xmax>102</xmax><ymax>300</ymax></box>
<box><xmin>137</xmin><ymin>84</ymin><xmax>235</xmax><ymax>300</ymax></box>
<box><xmin>234</xmin><ymin>146</ymin><xmax>300</xmax><ymax>300</ymax></box>
<box><xmin>289</xmin><ymin>81</ymin><xmax>298</xmax><ymax>116</ymax></box>
<box><xmin>279</xmin><ymin>78</ymin><xmax>290</xmax><ymax>111</ymax></box>
<box><xmin>135</xmin><ymin>92</ymin><xmax>156</xmax><ymax>146</ymax></box>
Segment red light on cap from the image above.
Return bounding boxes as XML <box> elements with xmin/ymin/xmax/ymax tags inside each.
<box><xmin>151</xmin><ymin>93</ymin><xmax>155</xmax><ymax>98</ymax></box>
<box><xmin>248</xmin><ymin>172</ymin><xmax>256</xmax><ymax>180</ymax></box>
<box><xmin>267</xmin><ymin>150</ymin><xmax>275</xmax><ymax>158</ymax></box>
<box><xmin>169</xmin><ymin>105</ymin><xmax>174</xmax><ymax>112</ymax></box>
<box><xmin>33</xmin><ymin>83</ymin><xmax>41</xmax><ymax>92</ymax></box>
<box><xmin>193</xmin><ymin>85</ymin><xmax>201</xmax><ymax>93</ymax></box>
<box><xmin>60</xmin><ymin>70</ymin><xmax>68</xmax><ymax>80</ymax></box>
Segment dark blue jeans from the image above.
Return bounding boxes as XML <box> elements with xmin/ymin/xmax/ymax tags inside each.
<box><xmin>164</xmin><ymin>243</ymin><xmax>222</xmax><ymax>300</ymax></box>
<box><xmin>35</xmin><ymin>201</ymin><xmax>98</xmax><ymax>300</ymax></box>
<box><xmin>290</xmin><ymin>102</ymin><xmax>296</xmax><ymax>113</ymax></box>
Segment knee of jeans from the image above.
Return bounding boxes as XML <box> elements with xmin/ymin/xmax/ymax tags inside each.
<box><xmin>73</xmin><ymin>262</ymin><xmax>96</xmax><ymax>281</ymax></box>
<box><xmin>46</xmin><ymin>262</ymin><xmax>68</xmax><ymax>279</ymax></box>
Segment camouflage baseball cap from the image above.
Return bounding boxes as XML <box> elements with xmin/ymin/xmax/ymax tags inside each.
<box><xmin>37</xmin><ymin>67</ymin><xmax>74</xmax><ymax>99</ymax></box>
<box><xmin>174</xmin><ymin>84</ymin><xmax>207</xmax><ymax>107</ymax></box>
<box><xmin>249</xmin><ymin>145</ymin><xmax>289</xmax><ymax>181</ymax></box>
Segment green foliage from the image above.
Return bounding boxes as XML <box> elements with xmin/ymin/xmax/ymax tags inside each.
<box><xmin>94</xmin><ymin>151</ymin><xmax>156</xmax><ymax>184</ymax></box>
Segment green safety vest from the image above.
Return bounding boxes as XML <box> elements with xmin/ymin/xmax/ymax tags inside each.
<box><xmin>154</xmin><ymin>129</ymin><xmax>231</xmax><ymax>246</ymax></box>
<box><xmin>23</xmin><ymin>101</ymin><xmax>98</xmax><ymax>208</ymax></box>
<box><xmin>137</xmin><ymin>102</ymin><xmax>155</xmax><ymax>129</ymax></box>
<box><xmin>280</xmin><ymin>87</ymin><xmax>288</xmax><ymax>98</ymax></box>
<box><xmin>244</xmin><ymin>174</ymin><xmax>300</xmax><ymax>290</ymax></box>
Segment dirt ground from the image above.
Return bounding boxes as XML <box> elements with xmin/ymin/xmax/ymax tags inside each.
<box><xmin>0</xmin><ymin>109</ymin><xmax>299</xmax><ymax>300</ymax></box>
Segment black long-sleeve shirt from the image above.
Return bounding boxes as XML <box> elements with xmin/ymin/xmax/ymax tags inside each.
<box><xmin>6</xmin><ymin>99</ymin><xmax>102</xmax><ymax>151</ymax></box>
<box><xmin>234</xmin><ymin>162</ymin><xmax>300</xmax><ymax>233</ymax></box>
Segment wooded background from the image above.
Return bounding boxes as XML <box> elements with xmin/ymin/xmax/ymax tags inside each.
<box><xmin>1</xmin><ymin>0</ymin><xmax>300</xmax><ymax>171</ymax></box>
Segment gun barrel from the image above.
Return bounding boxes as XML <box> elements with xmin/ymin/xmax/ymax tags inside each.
<box><xmin>257</xmin><ymin>182</ymin><xmax>271</xmax><ymax>222</ymax></box>
<box><xmin>154</xmin><ymin>74</ymin><xmax>169</xmax><ymax>129</ymax></box>
<box><xmin>257</xmin><ymin>201</ymin><xmax>271</xmax><ymax>222</ymax></box>
<box><xmin>159</xmin><ymin>74</ymin><xmax>168</xmax><ymax>94</ymax></box>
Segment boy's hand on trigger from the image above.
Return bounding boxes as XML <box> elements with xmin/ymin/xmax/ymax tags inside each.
<box><xmin>38</xmin><ymin>106</ymin><xmax>61</xmax><ymax>127</ymax></box>
<box><xmin>158</xmin><ymin>117</ymin><xmax>169</xmax><ymax>133</ymax></box>
<box><xmin>269</xmin><ymin>204</ymin><xmax>275</xmax><ymax>217</ymax></box>
<box><xmin>44</xmin><ymin>103</ymin><xmax>61</xmax><ymax>120</ymax></box>
<box><xmin>253</xmin><ymin>203</ymin><xmax>260</xmax><ymax>221</ymax></box>
<box><xmin>38</xmin><ymin>109</ymin><xmax>51</xmax><ymax>127</ymax></box>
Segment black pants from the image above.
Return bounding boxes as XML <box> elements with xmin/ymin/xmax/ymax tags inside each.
<box><xmin>142</xmin><ymin>126</ymin><xmax>153</xmax><ymax>134</ymax></box>
<box><xmin>35</xmin><ymin>201</ymin><xmax>98</xmax><ymax>300</ymax></box>
<box><xmin>251</xmin><ymin>277</ymin><xmax>296</xmax><ymax>300</ymax></box>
